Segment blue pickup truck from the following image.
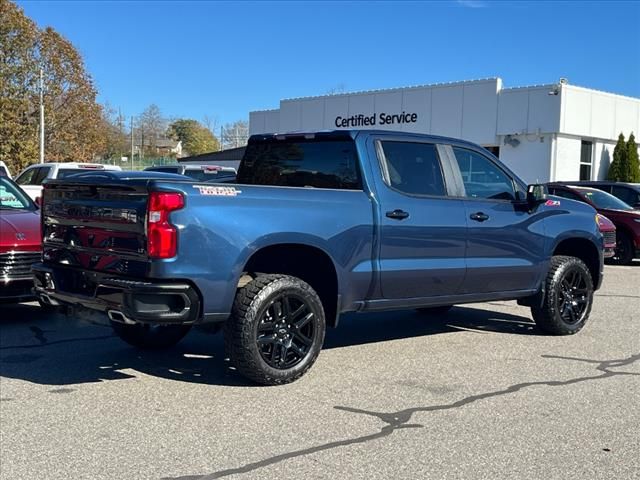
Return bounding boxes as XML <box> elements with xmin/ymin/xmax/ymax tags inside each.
<box><xmin>34</xmin><ymin>130</ymin><xmax>607</xmax><ymax>384</ymax></box>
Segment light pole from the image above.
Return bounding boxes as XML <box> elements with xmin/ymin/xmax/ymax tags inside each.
<box><xmin>39</xmin><ymin>68</ymin><xmax>45</xmax><ymax>163</ymax></box>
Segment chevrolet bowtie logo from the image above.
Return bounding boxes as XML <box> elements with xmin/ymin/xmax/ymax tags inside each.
<box><xmin>15</xmin><ymin>233</ymin><xmax>26</xmax><ymax>241</ymax></box>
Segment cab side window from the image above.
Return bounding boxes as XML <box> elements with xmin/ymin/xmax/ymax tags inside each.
<box><xmin>16</xmin><ymin>167</ymin><xmax>37</xmax><ymax>185</ymax></box>
<box><xmin>32</xmin><ymin>167</ymin><xmax>51</xmax><ymax>185</ymax></box>
<box><xmin>379</xmin><ymin>141</ymin><xmax>446</xmax><ymax>196</ymax></box>
<box><xmin>452</xmin><ymin>147</ymin><xmax>516</xmax><ymax>201</ymax></box>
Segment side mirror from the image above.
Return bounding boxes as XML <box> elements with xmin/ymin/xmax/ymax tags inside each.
<box><xmin>34</xmin><ymin>196</ymin><xmax>41</xmax><ymax>208</ymax></box>
<box><xmin>527</xmin><ymin>184</ymin><xmax>547</xmax><ymax>208</ymax></box>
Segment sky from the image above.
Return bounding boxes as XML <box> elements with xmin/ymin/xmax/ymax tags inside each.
<box><xmin>16</xmin><ymin>0</ymin><xmax>640</xmax><ymax>127</ymax></box>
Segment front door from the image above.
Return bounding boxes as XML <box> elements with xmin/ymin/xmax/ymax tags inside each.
<box><xmin>450</xmin><ymin>146</ymin><xmax>545</xmax><ymax>294</ymax></box>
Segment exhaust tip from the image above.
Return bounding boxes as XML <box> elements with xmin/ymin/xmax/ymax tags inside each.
<box><xmin>107</xmin><ymin>310</ymin><xmax>135</xmax><ymax>324</ymax></box>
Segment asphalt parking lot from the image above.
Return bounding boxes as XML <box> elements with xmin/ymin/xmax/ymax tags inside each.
<box><xmin>1</xmin><ymin>263</ymin><xmax>639</xmax><ymax>480</ymax></box>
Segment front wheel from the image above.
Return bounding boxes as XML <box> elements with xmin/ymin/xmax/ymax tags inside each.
<box><xmin>111</xmin><ymin>321</ymin><xmax>191</xmax><ymax>349</ymax></box>
<box><xmin>531</xmin><ymin>255</ymin><xmax>594</xmax><ymax>335</ymax></box>
<box><xmin>224</xmin><ymin>274</ymin><xmax>326</xmax><ymax>385</ymax></box>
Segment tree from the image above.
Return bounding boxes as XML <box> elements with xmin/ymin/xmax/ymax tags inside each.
<box><xmin>220</xmin><ymin>120</ymin><xmax>249</xmax><ymax>149</ymax></box>
<box><xmin>167</xmin><ymin>119</ymin><xmax>219</xmax><ymax>156</ymax></box>
<box><xmin>139</xmin><ymin>104</ymin><xmax>167</xmax><ymax>156</ymax></box>
<box><xmin>0</xmin><ymin>0</ymin><xmax>105</xmax><ymax>171</ymax></box>
<box><xmin>99</xmin><ymin>103</ymin><xmax>128</xmax><ymax>162</ymax></box>
<box><xmin>607</xmin><ymin>133</ymin><xmax>626</xmax><ymax>181</ymax></box>
<box><xmin>627</xmin><ymin>133</ymin><xmax>640</xmax><ymax>183</ymax></box>
<box><xmin>0</xmin><ymin>0</ymin><xmax>40</xmax><ymax>172</ymax></box>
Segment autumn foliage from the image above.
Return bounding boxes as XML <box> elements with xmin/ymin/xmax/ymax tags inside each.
<box><xmin>0</xmin><ymin>0</ymin><xmax>105</xmax><ymax>172</ymax></box>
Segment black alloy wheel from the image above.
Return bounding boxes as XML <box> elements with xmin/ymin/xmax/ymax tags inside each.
<box><xmin>256</xmin><ymin>294</ymin><xmax>315</xmax><ymax>369</ymax></box>
<box><xmin>532</xmin><ymin>255</ymin><xmax>594</xmax><ymax>335</ymax></box>
<box><xmin>556</xmin><ymin>267</ymin><xmax>590</xmax><ymax>325</ymax></box>
<box><xmin>224</xmin><ymin>274</ymin><xmax>326</xmax><ymax>385</ymax></box>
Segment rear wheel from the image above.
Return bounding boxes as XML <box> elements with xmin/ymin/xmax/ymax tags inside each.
<box><xmin>609</xmin><ymin>230</ymin><xmax>634</xmax><ymax>265</ymax></box>
<box><xmin>110</xmin><ymin>321</ymin><xmax>191</xmax><ymax>349</ymax></box>
<box><xmin>224</xmin><ymin>274</ymin><xmax>326</xmax><ymax>385</ymax></box>
<box><xmin>531</xmin><ymin>255</ymin><xmax>594</xmax><ymax>335</ymax></box>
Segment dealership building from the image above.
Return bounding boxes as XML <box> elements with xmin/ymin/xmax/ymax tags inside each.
<box><xmin>249</xmin><ymin>77</ymin><xmax>640</xmax><ymax>184</ymax></box>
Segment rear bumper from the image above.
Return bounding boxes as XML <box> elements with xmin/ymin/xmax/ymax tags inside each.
<box><xmin>33</xmin><ymin>263</ymin><xmax>207</xmax><ymax>325</ymax></box>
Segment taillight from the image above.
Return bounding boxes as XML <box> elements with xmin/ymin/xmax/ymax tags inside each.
<box><xmin>147</xmin><ymin>192</ymin><xmax>184</xmax><ymax>259</ymax></box>
<box><xmin>595</xmin><ymin>214</ymin><xmax>615</xmax><ymax>232</ymax></box>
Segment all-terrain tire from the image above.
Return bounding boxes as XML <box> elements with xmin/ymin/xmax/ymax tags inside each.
<box><xmin>416</xmin><ymin>305</ymin><xmax>453</xmax><ymax>315</ymax></box>
<box><xmin>110</xmin><ymin>321</ymin><xmax>191</xmax><ymax>349</ymax></box>
<box><xmin>224</xmin><ymin>274</ymin><xmax>326</xmax><ymax>386</ymax></box>
<box><xmin>531</xmin><ymin>255</ymin><xmax>594</xmax><ymax>335</ymax></box>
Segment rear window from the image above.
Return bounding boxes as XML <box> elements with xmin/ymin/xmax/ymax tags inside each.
<box><xmin>146</xmin><ymin>167</ymin><xmax>179</xmax><ymax>174</ymax></box>
<box><xmin>57</xmin><ymin>168</ymin><xmax>104</xmax><ymax>179</ymax></box>
<box><xmin>237</xmin><ymin>139</ymin><xmax>362</xmax><ymax>190</ymax></box>
<box><xmin>184</xmin><ymin>170</ymin><xmax>236</xmax><ymax>182</ymax></box>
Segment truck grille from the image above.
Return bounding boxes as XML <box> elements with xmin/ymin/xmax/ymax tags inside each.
<box><xmin>603</xmin><ymin>231</ymin><xmax>616</xmax><ymax>246</ymax></box>
<box><xmin>0</xmin><ymin>251</ymin><xmax>41</xmax><ymax>282</ymax></box>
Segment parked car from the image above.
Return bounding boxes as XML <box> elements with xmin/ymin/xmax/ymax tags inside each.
<box><xmin>547</xmin><ymin>183</ymin><xmax>640</xmax><ymax>264</ymax></box>
<box><xmin>0</xmin><ymin>177</ymin><xmax>42</xmax><ymax>303</ymax></box>
<box><xmin>595</xmin><ymin>214</ymin><xmax>617</xmax><ymax>258</ymax></box>
<box><xmin>35</xmin><ymin>130</ymin><xmax>607</xmax><ymax>385</ymax></box>
<box><xmin>0</xmin><ymin>161</ymin><xmax>12</xmax><ymax>178</ymax></box>
<box><xmin>14</xmin><ymin>162</ymin><xmax>122</xmax><ymax>202</ymax></box>
<box><xmin>145</xmin><ymin>164</ymin><xmax>236</xmax><ymax>182</ymax></box>
<box><xmin>568</xmin><ymin>181</ymin><xmax>640</xmax><ymax>210</ymax></box>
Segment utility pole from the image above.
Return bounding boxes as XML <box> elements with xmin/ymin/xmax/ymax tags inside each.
<box><xmin>39</xmin><ymin>68</ymin><xmax>45</xmax><ymax>163</ymax></box>
<box><xmin>130</xmin><ymin>116</ymin><xmax>134</xmax><ymax>170</ymax></box>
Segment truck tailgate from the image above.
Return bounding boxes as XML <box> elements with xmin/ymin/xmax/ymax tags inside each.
<box><xmin>42</xmin><ymin>176</ymin><xmax>150</xmax><ymax>277</ymax></box>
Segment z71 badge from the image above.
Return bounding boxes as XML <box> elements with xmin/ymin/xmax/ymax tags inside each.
<box><xmin>193</xmin><ymin>185</ymin><xmax>241</xmax><ymax>197</ymax></box>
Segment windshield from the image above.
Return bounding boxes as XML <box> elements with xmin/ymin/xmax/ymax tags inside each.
<box><xmin>0</xmin><ymin>177</ymin><xmax>35</xmax><ymax>210</ymax></box>
<box><xmin>576</xmin><ymin>187</ymin><xmax>634</xmax><ymax>211</ymax></box>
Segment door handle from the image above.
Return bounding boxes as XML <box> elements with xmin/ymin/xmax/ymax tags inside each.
<box><xmin>470</xmin><ymin>212</ymin><xmax>490</xmax><ymax>222</ymax></box>
<box><xmin>386</xmin><ymin>209</ymin><xmax>410</xmax><ymax>220</ymax></box>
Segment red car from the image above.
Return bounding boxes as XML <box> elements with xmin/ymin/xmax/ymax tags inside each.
<box><xmin>0</xmin><ymin>176</ymin><xmax>42</xmax><ymax>303</ymax></box>
<box><xmin>548</xmin><ymin>183</ymin><xmax>640</xmax><ymax>265</ymax></box>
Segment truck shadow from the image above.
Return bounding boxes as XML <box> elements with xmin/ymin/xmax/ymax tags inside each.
<box><xmin>0</xmin><ymin>305</ymin><xmax>537</xmax><ymax>388</ymax></box>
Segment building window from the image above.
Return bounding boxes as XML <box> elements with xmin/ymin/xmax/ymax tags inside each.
<box><xmin>580</xmin><ymin>141</ymin><xmax>593</xmax><ymax>180</ymax></box>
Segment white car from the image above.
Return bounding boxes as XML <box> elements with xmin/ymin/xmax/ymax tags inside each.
<box><xmin>0</xmin><ymin>161</ymin><xmax>11</xmax><ymax>178</ymax></box>
<box><xmin>14</xmin><ymin>163</ymin><xmax>122</xmax><ymax>201</ymax></box>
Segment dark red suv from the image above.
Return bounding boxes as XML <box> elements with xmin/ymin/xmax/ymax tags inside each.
<box><xmin>548</xmin><ymin>183</ymin><xmax>640</xmax><ymax>264</ymax></box>
<box><xmin>0</xmin><ymin>176</ymin><xmax>42</xmax><ymax>302</ymax></box>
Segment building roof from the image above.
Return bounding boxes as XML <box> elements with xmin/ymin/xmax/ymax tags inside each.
<box><xmin>178</xmin><ymin>146</ymin><xmax>246</xmax><ymax>163</ymax></box>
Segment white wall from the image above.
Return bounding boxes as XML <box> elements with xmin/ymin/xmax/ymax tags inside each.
<box><xmin>553</xmin><ymin>135</ymin><xmax>582</xmax><ymax>181</ymax></box>
<box><xmin>250</xmin><ymin>79</ymin><xmax>501</xmax><ymax>145</ymax></box>
<box><xmin>499</xmin><ymin>135</ymin><xmax>553</xmax><ymax>184</ymax></box>
<box><xmin>249</xmin><ymin>110</ymin><xmax>280</xmax><ymax>135</ymax></box>
<box><xmin>561</xmin><ymin>85</ymin><xmax>640</xmax><ymax>139</ymax></box>
<box><xmin>497</xmin><ymin>87</ymin><xmax>561</xmax><ymax>136</ymax></box>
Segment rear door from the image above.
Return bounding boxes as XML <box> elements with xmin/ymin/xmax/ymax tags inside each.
<box><xmin>368</xmin><ymin>136</ymin><xmax>467</xmax><ymax>299</ymax></box>
<box><xmin>450</xmin><ymin>146</ymin><xmax>546</xmax><ymax>294</ymax></box>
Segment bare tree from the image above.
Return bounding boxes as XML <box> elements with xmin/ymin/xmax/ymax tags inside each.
<box><xmin>221</xmin><ymin>120</ymin><xmax>249</xmax><ymax>149</ymax></box>
<box><xmin>139</xmin><ymin>104</ymin><xmax>167</xmax><ymax>155</ymax></box>
<box><xmin>202</xmin><ymin>114</ymin><xmax>220</xmax><ymax>136</ymax></box>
